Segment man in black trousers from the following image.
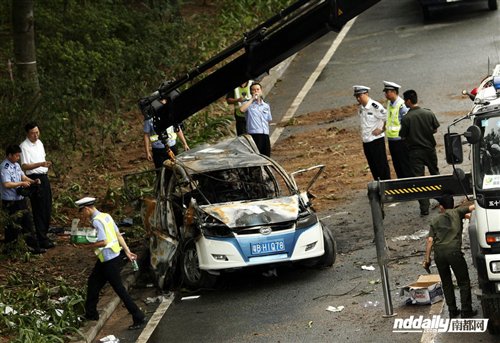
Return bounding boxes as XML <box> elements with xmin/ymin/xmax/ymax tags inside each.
<box><xmin>353</xmin><ymin>85</ymin><xmax>391</xmax><ymax>180</ymax></box>
<box><xmin>20</xmin><ymin>122</ymin><xmax>55</xmax><ymax>249</ymax></box>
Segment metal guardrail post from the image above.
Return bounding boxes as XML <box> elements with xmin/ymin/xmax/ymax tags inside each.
<box><xmin>367</xmin><ymin>181</ymin><xmax>395</xmax><ymax>317</ymax></box>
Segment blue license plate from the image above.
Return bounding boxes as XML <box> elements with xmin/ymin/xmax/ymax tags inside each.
<box><xmin>251</xmin><ymin>240</ymin><xmax>285</xmax><ymax>255</ymax></box>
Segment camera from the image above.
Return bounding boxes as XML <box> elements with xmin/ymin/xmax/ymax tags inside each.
<box><xmin>16</xmin><ymin>185</ymin><xmax>38</xmax><ymax>197</ymax></box>
<box><xmin>138</xmin><ymin>84</ymin><xmax>181</xmax><ymax>121</ymax></box>
<box><xmin>138</xmin><ymin>93</ymin><xmax>163</xmax><ymax>120</ymax></box>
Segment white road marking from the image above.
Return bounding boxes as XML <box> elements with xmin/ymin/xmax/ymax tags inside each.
<box><xmin>135</xmin><ymin>295</ymin><xmax>174</xmax><ymax>343</ymax></box>
<box><xmin>420</xmin><ymin>301</ymin><xmax>444</xmax><ymax>343</ymax></box>
<box><xmin>270</xmin><ymin>17</ymin><xmax>357</xmax><ymax>146</ymax></box>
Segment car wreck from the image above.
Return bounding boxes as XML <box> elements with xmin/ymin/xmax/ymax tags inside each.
<box><xmin>143</xmin><ymin>135</ymin><xmax>336</xmax><ymax>289</ymax></box>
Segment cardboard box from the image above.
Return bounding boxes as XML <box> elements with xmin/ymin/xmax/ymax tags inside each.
<box><xmin>400</xmin><ymin>274</ymin><xmax>443</xmax><ymax>305</ymax></box>
<box><xmin>70</xmin><ymin>218</ymin><xmax>97</xmax><ymax>244</ymax></box>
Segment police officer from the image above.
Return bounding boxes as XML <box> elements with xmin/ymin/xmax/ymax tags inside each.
<box><xmin>353</xmin><ymin>85</ymin><xmax>391</xmax><ymax>180</ymax></box>
<box><xmin>143</xmin><ymin>118</ymin><xmax>189</xmax><ymax>169</ymax></box>
<box><xmin>423</xmin><ymin>196</ymin><xmax>477</xmax><ymax>318</ymax></box>
<box><xmin>383</xmin><ymin>81</ymin><xmax>412</xmax><ymax>178</ymax></box>
<box><xmin>77</xmin><ymin>197</ymin><xmax>146</xmax><ymax>330</ymax></box>
<box><xmin>240</xmin><ymin>82</ymin><xmax>273</xmax><ymax>157</ymax></box>
<box><xmin>226</xmin><ymin>80</ymin><xmax>253</xmax><ymax>136</ymax></box>
<box><xmin>400</xmin><ymin>90</ymin><xmax>440</xmax><ymax>215</ymax></box>
<box><xmin>1</xmin><ymin>144</ymin><xmax>44</xmax><ymax>254</ymax></box>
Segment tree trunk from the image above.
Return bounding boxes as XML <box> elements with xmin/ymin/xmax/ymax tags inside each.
<box><xmin>12</xmin><ymin>0</ymin><xmax>40</xmax><ymax>95</ymax></box>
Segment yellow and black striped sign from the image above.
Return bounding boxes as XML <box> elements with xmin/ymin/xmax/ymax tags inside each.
<box><xmin>376</xmin><ymin>173</ymin><xmax>472</xmax><ymax>203</ymax></box>
<box><xmin>384</xmin><ymin>184</ymin><xmax>443</xmax><ymax>196</ymax></box>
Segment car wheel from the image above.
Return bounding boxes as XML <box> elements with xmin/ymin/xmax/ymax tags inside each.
<box><xmin>180</xmin><ymin>240</ymin><xmax>217</xmax><ymax>289</ymax></box>
<box><xmin>316</xmin><ymin>227</ymin><xmax>336</xmax><ymax>268</ymax></box>
<box><xmin>488</xmin><ymin>0</ymin><xmax>498</xmax><ymax>11</ymax></box>
<box><xmin>301</xmin><ymin>226</ymin><xmax>336</xmax><ymax>269</ymax></box>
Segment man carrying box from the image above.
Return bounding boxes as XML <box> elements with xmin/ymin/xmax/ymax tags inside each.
<box><xmin>423</xmin><ymin>196</ymin><xmax>476</xmax><ymax>318</ymax></box>
<box><xmin>76</xmin><ymin>196</ymin><xmax>146</xmax><ymax>330</ymax></box>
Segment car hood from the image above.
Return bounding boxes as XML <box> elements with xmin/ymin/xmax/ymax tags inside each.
<box><xmin>200</xmin><ymin>195</ymin><xmax>299</xmax><ymax>228</ymax></box>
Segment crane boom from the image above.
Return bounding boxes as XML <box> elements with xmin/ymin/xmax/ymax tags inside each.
<box><xmin>140</xmin><ymin>0</ymin><xmax>380</xmax><ymax>135</ymax></box>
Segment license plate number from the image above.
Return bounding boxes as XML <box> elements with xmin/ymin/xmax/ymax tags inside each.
<box><xmin>251</xmin><ymin>240</ymin><xmax>285</xmax><ymax>255</ymax></box>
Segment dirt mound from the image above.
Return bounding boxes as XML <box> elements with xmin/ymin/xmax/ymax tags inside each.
<box><xmin>273</xmin><ymin>107</ymin><xmax>372</xmax><ymax>212</ymax></box>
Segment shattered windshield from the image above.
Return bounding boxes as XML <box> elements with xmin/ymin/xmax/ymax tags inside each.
<box><xmin>476</xmin><ymin>113</ymin><xmax>500</xmax><ymax>189</ymax></box>
<box><xmin>191</xmin><ymin>165</ymin><xmax>293</xmax><ymax>204</ymax></box>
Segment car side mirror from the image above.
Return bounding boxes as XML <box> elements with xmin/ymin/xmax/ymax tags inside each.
<box><xmin>464</xmin><ymin>125</ymin><xmax>481</xmax><ymax>144</ymax></box>
<box><xmin>444</xmin><ymin>133</ymin><xmax>463</xmax><ymax>164</ymax></box>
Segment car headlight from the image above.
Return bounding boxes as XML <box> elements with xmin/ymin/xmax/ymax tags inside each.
<box><xmin>296</xmin><ymin>212</ymin><xmax>318</xmax><ymax>230</ymax></box>
<box><xmin>200</xmin><ymin>215</ymin><xmax>233</xmax><ymax>237</ymax></box>
<box><xmin>491</xmin><ymin>261</ymin><xmax>500</xmax><ymax>273</ymax></box>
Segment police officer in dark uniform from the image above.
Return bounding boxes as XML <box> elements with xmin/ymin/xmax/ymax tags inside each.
<box><xmin>423</xmin><ymin>196</ymin><xmax>477</xmax><ymax>318</ymax></box>
<box><xmin>400</xmin><ymin>90</ymin><xmax>440</xmax><ymax>215</ymax></box>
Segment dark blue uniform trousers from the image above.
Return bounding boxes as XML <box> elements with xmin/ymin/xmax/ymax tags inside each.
<box><xmin>85</xmin><ymin>255</ymin><xmax>144</xmax><ymax>322</ymax></box>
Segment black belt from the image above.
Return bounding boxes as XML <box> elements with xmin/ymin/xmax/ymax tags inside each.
<box><xmin>2</xmin><ymin>199</ymin><xmax>25</xmax><ymax>204</ymax></box>
<box><xmin>28</xmin><ymin>173</ymin><xmax>48</xmax><ymax>178</ymax></box>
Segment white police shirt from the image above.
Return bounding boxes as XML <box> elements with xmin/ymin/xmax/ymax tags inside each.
<box><xmin>358</xmin><ymin>98</ymin><xmax>387</xmax><ymax>143</ymax></box>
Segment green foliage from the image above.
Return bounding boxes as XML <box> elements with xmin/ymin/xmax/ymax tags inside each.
<box><xmin>0</xmin><ymin>0</ymin><xmax>293</xmax><ymax>153</ymax></box>
<box><xmin>122</xmin><ymin>168</ymin><xmax>157</xmax><ymax>202</ymax></box>
<box><xmin>186</xmin><ymin>107</ymin><xmax>235</xmax><ymax>146</ymax></box>
<box><xmin>0</xmin><ymin>277</ymin><xmax>86</xmax><ymax>342</ymax></box>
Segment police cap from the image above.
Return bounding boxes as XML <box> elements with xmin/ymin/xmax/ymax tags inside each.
<box><xmin>353</xmin><ymin>85</ymin><xmax>370</xmax><ymax>96</ymax></box>
<box><xmin>75</xmin><ymin>197</ymin><xmax>96</xmax><ymax>209</ymax></box>
<box><xmin>383</xmin><ymin>81</ymin><xmax>401</xmax><ymax>92</ymax></box>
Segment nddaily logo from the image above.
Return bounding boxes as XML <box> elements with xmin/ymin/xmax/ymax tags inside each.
<box><xmin>393</xmin><ymin>315</ymin><xmax>488</xmax><ymax>333</ymax></box>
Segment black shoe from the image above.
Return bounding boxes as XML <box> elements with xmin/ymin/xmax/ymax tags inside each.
<box><xmin>29</xmin><ymin>247</ymin><xmax>47</xmax><ymax>254</ymax></box>
<box><xmin>41</xmin><ymin>240</ymin><xmax>55</xmax><ymax>249</ymax></box>
<box><xmin>128</xmin><ymin>317</ymin><xmax>146</xmax><ymax>330</ymax></box>
<box><xmin>85</xmin><ymin>313</ymin><xmax>99</xmax><ymax>321</ymax></box>
<box><xmin>461</xmin><ymin>309</ymin><xmax>478</xmax><ymax>318</ymax></box>
<box><xmin>449</xmin><ymin>309</ymin><xmax>460</xmax><ymax>318</ymax></box>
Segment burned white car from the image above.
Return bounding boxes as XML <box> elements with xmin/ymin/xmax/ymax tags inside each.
<box><xmin>144</xmin><ymin>135</ymin><xmax>336</xmax><ymax>289</ymax></box>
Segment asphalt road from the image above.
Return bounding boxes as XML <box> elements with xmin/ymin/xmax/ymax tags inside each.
<box><xmin>97</xmin><ymin>0</ymin><xmax>500</xmax><ymax>342</ymax></box>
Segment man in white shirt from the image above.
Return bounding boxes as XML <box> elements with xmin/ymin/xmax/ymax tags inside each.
<box><xmin>20</xmin><ymin>122</ymin><xmax>54</xmax><ymax>249</ymax></box>
<box><xmin>240</xmin><ymin>83</ymin><xmax>272</xmax><ymax>157</ymax></box>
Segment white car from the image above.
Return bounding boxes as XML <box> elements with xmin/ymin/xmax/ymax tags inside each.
<box><xmin>143</xmin><ymin>135</ymin><xmax>336</xmax><ymax>289</ymax></box>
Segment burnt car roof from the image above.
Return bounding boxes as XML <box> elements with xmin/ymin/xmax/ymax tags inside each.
<box><xmin>166</xmin><ymin>135</ymin><xmax>274</xmax><ymax>174</ymax></box>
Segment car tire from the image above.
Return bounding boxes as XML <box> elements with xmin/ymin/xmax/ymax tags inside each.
<box><xmin>316</xmin><ymin>227</ymin><xmax>336</xmax><ymax>268</ymax></box>
<box><xmin>488</xmin><ymin>0</ymin><xmax>498</xmax><ymax>11</ymax></box>
<box><xmin>180</xmin><ymin>239</ymin><xmax>217</xmax><ymax>289</ymax></box>
<box><xmin>301</xmin><ymin>226</ymin><xmax>336</xmax><ymax>269</ymax></box>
